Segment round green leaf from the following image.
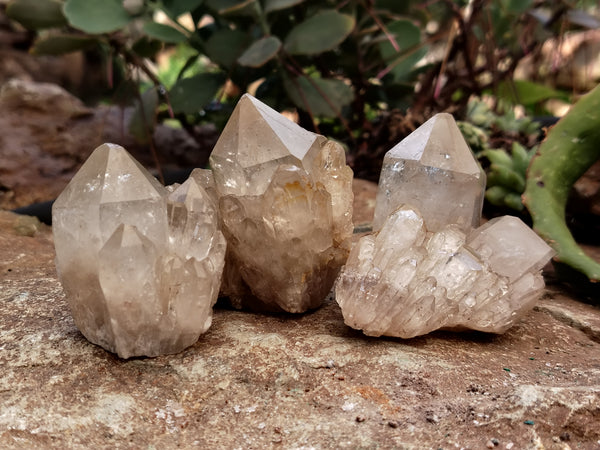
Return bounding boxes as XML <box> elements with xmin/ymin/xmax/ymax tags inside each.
<box><xmin>31</xmin><ymin>35</ymin><xmax>98</xmax><ymax>55</ymax></box>
<box><xmin>284</xmin><ymin>10</ymin><xmax>355</xmax><ymax>56</ymax></box>
<box><xmin>143</xmin><ymin>22</ymin><xmax>188</xmax><ymax>43</ymax></box>
<box><xmin>161</xmin><ymin>0</ymin><xmax>205</xmax><ymax>18</ymax></box>
<box><xmin>378</xmin><ymin>19</ymin><xmax>427</xmax><ymax>81</ymax></box>
<box><xmin>169</xmin><ymin>73</ymin><xmax>225</xmax><ymax>114</ymax></box>
<box><xmin>63</xmin><ymin>0</ymin><xmax>132</xmax><ymax>34</ymax></box>
<box><xmin>205</xmin><ymin>0</ymin><xmax>255</xmax><ymax>15</ymax></box>
<box><xmin>204</xmin><ymin>29</ymin><xmax>248</xmax><ymax>68</ymax></box>
<box><xmin>132</xmin><ymin>36</ymin><xmax>163</xmax><ymax>58</ymax></box>
<box><xmin>7</xmin><ymin>0</ymin><xmax>67</xmax><ymax>30</ymax></box>
<box><xmin>497</xmin><ymin>80</ymin><xmax>568</xmax><ymax>106</ymax></box>
<box><xmin>283</xmin><ymin>76</ymin><xmax>353</xmax><ymax>117</ymax></box>
<box><xmin>238</xmin><ymin>36</ymin><xmax>281</xmax><ymax>67</ymax></box>
<box><xmin>264</xmin><ymin>0</ymin><xmax>304</xmax><ymax>13</ymax></box>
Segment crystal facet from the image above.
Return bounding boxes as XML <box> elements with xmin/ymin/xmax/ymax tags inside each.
<box><xmin>53</xmin><ymin>144</ymin><xmax>226</xmax><ymax>358</ymax></box>
<box><xmin>210</xmin><ymin>94</ymin><xmax>353</xmax><ymax>313</ymax></box>
<box><xmin>373</xmin><ymin>113</ymin><xmax>486</xmax><ymax>232</ymax></box>
<box><xmin>335</xmin><ymin>206</ymin><xmax>553</xmax><ymax>338</ymax></box>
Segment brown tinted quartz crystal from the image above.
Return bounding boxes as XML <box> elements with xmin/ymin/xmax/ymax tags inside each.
<box><xmin>210</xmin><ymin>94</ymin><xmax>353</xmax><ymax>313</ymax></box>
<box><xmin>53</xmin><ymin>144</ymin><xmax>226</xmax><ymax>358</ymax></box>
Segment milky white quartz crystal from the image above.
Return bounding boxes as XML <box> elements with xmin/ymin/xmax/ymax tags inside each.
<box><xmin>53</xmin><ymin>143</ymin><xmax>226</xmax><ymax>358</ymax></box>
<box><xmin>335</xmin><ymin>206</ymin><xmax>554</xmax><ymax>338</ymax></box>
<box><xmin>336</xmin><ymin>112</ymin><xmax>554</xmax><ymax>338</ymax></box>
<box><xmin>210</xmin><ymin>94</ymin><xmax>353</xmax><ymax>313</ymax></box>
<box><xmin>373</xmin><ymin>113</ymin><xmax>486</xmax><ymax>232</ymax></box>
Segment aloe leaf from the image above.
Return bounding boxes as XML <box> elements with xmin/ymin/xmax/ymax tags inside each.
<box><xmin>523</xmin><ymin>84</ymin><xmax>600</xmax><ymax>282</ymax></box>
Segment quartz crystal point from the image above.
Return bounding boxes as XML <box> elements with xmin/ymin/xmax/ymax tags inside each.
<box><xmin>335</xmin><ymin>206</ymin><xmax>554</xmax><ymax>338</ymax></box>
<box><xmin>53</xmin><ymin>143</ymin><xmax>226</xmax><ymax>358</ymax></box>
<box><xmin>210</xmin><ymin>94</ymin><xmax>353</xmax><ymax>313</ymax></box>
<box><xmin>373</xmin><ymin>113</ymin><xmax>486</xmax><ymax>232</ymax></box>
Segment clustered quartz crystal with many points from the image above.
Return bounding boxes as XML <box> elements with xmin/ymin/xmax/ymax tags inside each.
<box><xmin>52</xmin><ymin>144</ymin><xmax>226</xmax><ymax>358</ymax></box>
<box><xmin>335</xmin><ymin>113</ymin><xmax>554</xmax><ymax>338</ymax></box>
<box><xmin>210</xmin><ymin>94</ymin><xmax>353</xmax><ymax>313</ymax></box>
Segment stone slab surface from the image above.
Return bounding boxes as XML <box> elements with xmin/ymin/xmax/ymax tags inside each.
<box><xmin>1</xmin><ymin>181</ymin><xmax>600</xmax><ymax>449</ymax></box>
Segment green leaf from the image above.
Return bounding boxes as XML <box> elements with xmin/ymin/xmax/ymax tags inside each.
<box><xmin>169</xmin><ymin>73</ymin><xmax>224</xmax><ymax>114</ymax></box>
<box><xmin>161</xmin><ymin>0</ymin><xmax>204</xmax><ymax>18</ymax></box>
<box><xmin>31</xmin><ymin>35</ymin><xmax>97</xmax><ymax>55</ymax></box>
<box><xmin>379</xmin><ymin>19</ymin><xmax>427</xmax><ymax>81</ymax></box>
<box><xmin>501</xmin><ymin>0</ymin><xmax>533</xmax><ymax>14</ymax></box>
<box><xmin>238</xmin><ymin>36</ymin><xmax>281</xmax><ymax>67</ymax></box>
<box><xmin>129</xmin><ymin>87</ymin><xmax>159</xmax><ymax>144</ymax></box>
<box><xmin>204</xmin><ymin>29</ymin><xmax>248</xmax><ymax>68</ymax></box>
<box><xmin>143</xmin><ymin>22</ymin><xmax>188</xmax><ymax>43</ymax></box>
<box><xmin>7</xmin><ymin>0</ymin><xmax>67</xmax><ymax>30</ymax></box>
<box><xmin>497</xmin><ymin>80</ymin><xmax>568</xmax><ymax>106</ymax></box>
<box><xmin>284</xmin><ymin>10</ymin><xmax>355</xmax><ymax>55</ymax></box>
<box><xmin>205</xmin><ymin>0</ymin><xmax>255</xmax><ymax>15</ymax></box>
<box><xmin>480</xmin><ymin>149</ymin><xmax>513</xmax><ymax>168</ymax></box>
<box><xmin>374</xmin><ymin>0</ymin><xmax>413</xmax><ymax>14</ymax></box>
<box><xmin>283</xmin><ymin>75</ymin><xmax>353</xmax><ymax>117</ymax></box>
<box><xmin>132</xmin><ymin>36</ymin><xmax>163</xmax><ymax>58</ymax></box>
<box><xmin>264</xmin><ymin>0</ymin><xmax>304</xmax><ymax>13</ymax></box>
<box><xmin>63</xmin><ymin>0</ymin><xmax>132</xmax><ymax>34</ymax></box>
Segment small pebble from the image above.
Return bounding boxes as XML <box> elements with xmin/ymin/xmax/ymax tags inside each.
<box><xmin>524</xmin><ymin>420</ymin><xmax>535</xmax><ymax>425</ymax></box>
<box><xmin>486</xmin><ymin>440</ymin><xmax>495</xmax><ymax>448</ymax></box>
<box><xmin>559</xmin><ymin>432</ymin><xmax>570</xmax><ymax>441</ymax></box>
<box><xmin>388</xmin><ymin>420</ymin><xmax>399</xmax><ymax>428</ymax></box>
<box><xmin>13</xmin><ymin>215</ymin><xmax>41</xmax><ymax>237</ymax></box>
<box><xmin>356</xmin><ymin>415</ymin><xmax>366</xmax><ymax>423</ymax></box>
<box><xmin>491</xmin><ymin>438</ymin><xmax>499</xmax><ymax>445</ymax></box>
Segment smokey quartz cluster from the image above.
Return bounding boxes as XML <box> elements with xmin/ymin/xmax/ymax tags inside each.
<box><xmin>53</xmin><ymin>144</ymin><xmax>226</xmax><ymax>358</ymax></box>
<box><xmin>210</xmin><ymin>94</ymin><xmax>354</xmax><ymax>313</ymax></box>
<box><xmin>335</xmin><ymin>114</ymin><xmax>554</xmax><ymax>338</ymax></box>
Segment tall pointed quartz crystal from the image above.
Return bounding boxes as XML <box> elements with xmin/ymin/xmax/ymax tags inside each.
<box><xmin>53</xmin><ymin>143</ymin><xmax>226</xmax><ymax>358</ymax></box>
<box><xmin>210</xmin><ymin>94</ymin><xmax>353</xmax><ymax>313</ymax></box>
<box><xmin>373</xmin><ymin>113</ymin><xmax>486</xmax><ymax>232</ymax></box>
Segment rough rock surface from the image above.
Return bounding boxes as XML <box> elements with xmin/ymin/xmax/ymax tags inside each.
<box><xmin>1</xmin><ymin>182</ymin><xmax>600</xmax><ymax>448</ymax></box>
<box><xmin>0</xmin><ymin>79</ymin><xmax>217</xmax><ymax>210</ymax></box>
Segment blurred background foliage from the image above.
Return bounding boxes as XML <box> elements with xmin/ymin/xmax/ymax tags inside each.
<box><xmin>4</xmin><ymin>0</ymin><xmax>600</xmax><ymax>285</ymax></box>
<box><xmin>4</xmin><ymin>0</ymin><xmax>600</xmax><ymax>184</ymax></box>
